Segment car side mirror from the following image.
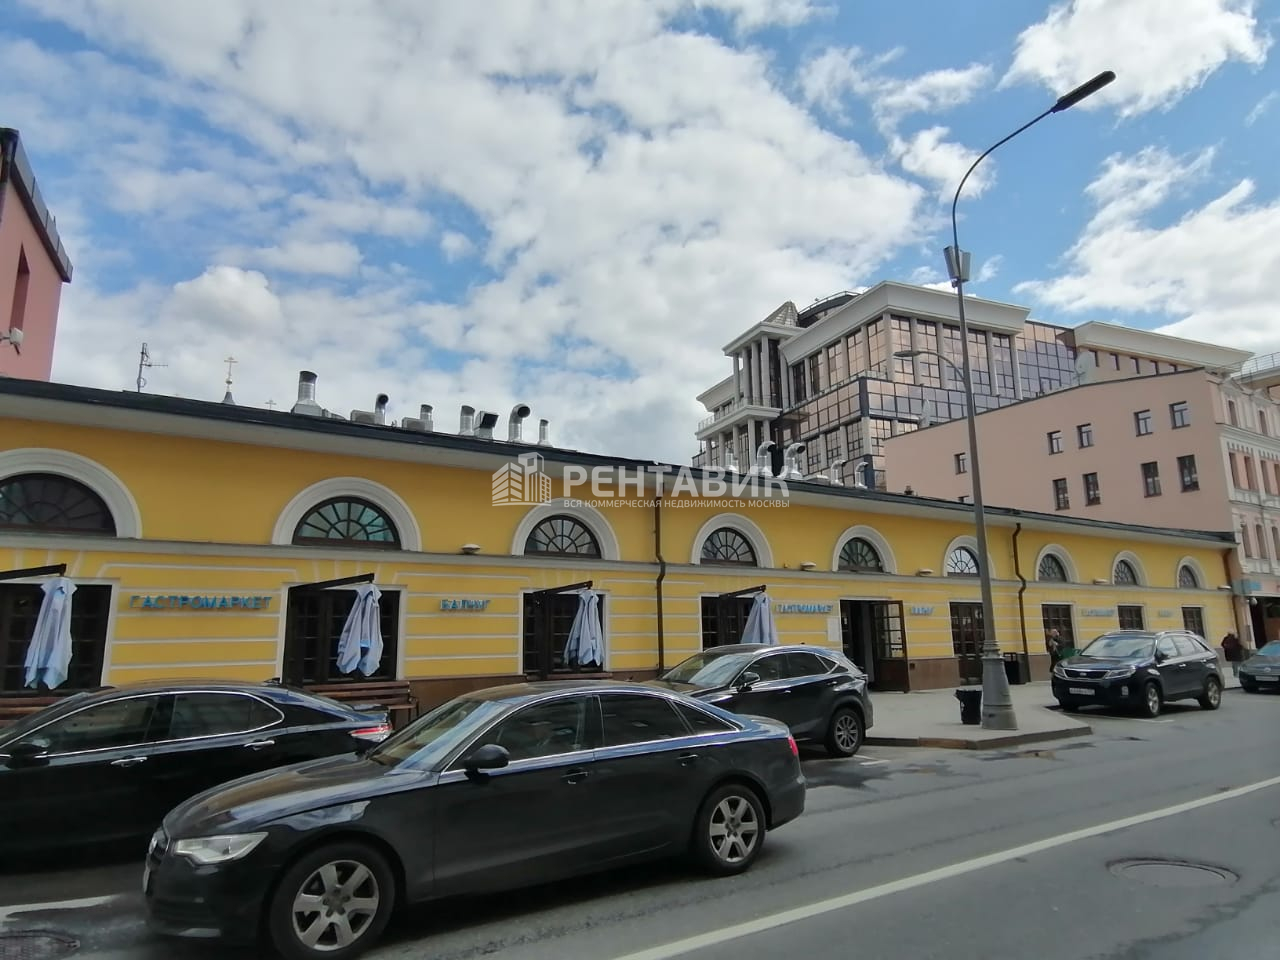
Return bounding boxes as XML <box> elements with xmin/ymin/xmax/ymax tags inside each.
<box><xmin>736</xmin><ymin>671</ymin><xmax>761</xmax><ymax>691</ymax></box>
<box><xmin>463</xmin><ymin>743</ymin><xmax>510</xmax><ymax>776</ymax></box>
<box><xmin>6</xmin><ymin>741</ymin><xmax>50</xmax><ymax>770</ymax></box>
<box><xmin>1154</xmin><ymin>650</ymin><xmax>1168</xmax><ymax>663</ymax></box>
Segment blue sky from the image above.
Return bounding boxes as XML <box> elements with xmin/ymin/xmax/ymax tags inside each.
<box><xmin>2</xmin><ymin>0</ymin><xmax>1276</xmax><ymax>462</ymax></box>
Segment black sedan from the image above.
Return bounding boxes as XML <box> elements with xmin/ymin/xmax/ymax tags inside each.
<box><xmin>645</xmin><ymin>644</ymin><xmax>874</xmax><ymax>757</ymax></box>
<box><xmin>1051</xmin><ymin>629</ymin><xmax>1223</xmax><ymax>717</ymax></box>
<box><xmin>1240</xmin><ymin>640</ymin><xmax>1280</xmax><ymax>692</ymax></box>
<box><xmin>145</xmin><ymin>680</ymin><xmax>805</xmax><ymax>960</ymax></box>
<box><xmin>0</xmin><ymin>680</ymin><xmax>391</xmax><ymax>857</ymax></box>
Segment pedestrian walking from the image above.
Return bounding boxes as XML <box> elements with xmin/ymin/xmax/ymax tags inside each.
<box><xmin>1221</xmin><ymin>632</ymin><xmax>1243</xmax><ymax>678</ymax></box>
<box><xmin>1046</xmin><ymin>628</ymin><xmax>1063</xmax><ymax>668</ymax></box>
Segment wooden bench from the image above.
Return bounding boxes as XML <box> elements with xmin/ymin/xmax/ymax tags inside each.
<box><xmin>0</xmin><ymin>693</ymin><xmax>67</xmax><ymax>729</ymax></box>
<box><xmin>305</xmin><ymin>680</ymin><xmax>419</xmax><ymax>729</ymax></box>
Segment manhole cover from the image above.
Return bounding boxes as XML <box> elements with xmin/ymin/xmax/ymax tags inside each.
<box><xmin>1108</xmin><ymin>858</ymin><xmax>1238</xmax><ymax>888</ymax></box>
<box><xmin>0</xmin><ymin>932</ymin><xmax>79</xmax><ymax>960</ymax></box>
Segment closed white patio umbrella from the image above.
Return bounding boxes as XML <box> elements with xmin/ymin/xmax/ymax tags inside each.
<box><xmin>740</xmin><ymin>592</ymin><xmax>779</xmax><ymax>645</ymax></box>
<box><xmin>336</xmin><ymin>583</ymin><xmax>384</xmax><ymax>676</ymax></box>
<box><xmin>563</xmin><ymin>589</ymin><xmax>604</xmax><ymax>670</ymax></box>
<box><xmin>24</xmin><ymin>577</ymin><xmax>77</xmax><ymax>689</ymax></box>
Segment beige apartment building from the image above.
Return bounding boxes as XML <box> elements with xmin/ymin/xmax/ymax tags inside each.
<box><xmin>884</xmin><ymin>350</ymin><xmax>1280</xmax><ymax>648</ymax></box>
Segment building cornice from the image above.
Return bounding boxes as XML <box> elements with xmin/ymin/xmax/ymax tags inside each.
<box><xmin>1071</xmin><ymin>320</ymin><xmax>1251</xmax><ymax>370</ymax></box>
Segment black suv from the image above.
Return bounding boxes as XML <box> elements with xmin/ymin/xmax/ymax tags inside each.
<box><xmin>1051</xmin><ymin>629</ymin><xmax>1223</xmax><ymax>717</ymax></box>
<box><xmin>645</xmin><ymin>644</ymin><xmax>873</xmax><ymax>756</ymax></box>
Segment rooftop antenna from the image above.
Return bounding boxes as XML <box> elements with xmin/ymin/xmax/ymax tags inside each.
<box><xmin>265</xmin><ymin>399</ymin><xmax>278</xmax><ymax>411</ymax></box>
<box><xmin>222</xmin><ymin>356</ymin><xmax>238</xmax><ymax>405</ymax></box>
<box><xmin>136</xmin><ymin>342</ymin><xmax>166</xmax><ymax>392</ymax></box>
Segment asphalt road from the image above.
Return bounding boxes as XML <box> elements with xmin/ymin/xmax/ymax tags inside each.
<box><xmin>2</xmin><ymin>688</ymin><xmax>1276</xmax><ymax>960</ymax></box>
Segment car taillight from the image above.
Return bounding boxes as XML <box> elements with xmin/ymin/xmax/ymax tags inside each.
<box><xmin>787</xmin><ymin>735</ymin><xmax>798</xmax><ymax>757</ymax></box>
<box><xmin>352</xmin><ymin>724</ymin><xmax>391</xmax><ymax>742</ymax></box>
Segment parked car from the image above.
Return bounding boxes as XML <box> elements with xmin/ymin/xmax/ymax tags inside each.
<box><xmin>0</xmin><ymin>680</ymin><xmax>391</xmax><ymax>857</ymax></box>
<box><xmin>144</xmin><ymin>680</ymin><xmax>805</xmax><ymax>960</ymax></box>
<box><xmin>644</xmin><ymin>643</ymin><xmax>874</xmax><ymax>757</ymax></box>
<box><xmin>1239</xmin><ymin>640</ymin><xmax>1280</xmax><ymax>692</ymax></box>
<box><xmin>1051</xmin><ymin>629</ymin><xmax>1223</xmax><ymax>717</ymax></box>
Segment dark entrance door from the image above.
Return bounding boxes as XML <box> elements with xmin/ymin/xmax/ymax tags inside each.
<box><xmin>1041</xmin><ymin>604</ymin><xmax>1077</xmax><ymax>655</ymax></box>
<box><xmin>950</xmin><ymin>602</ymin><xmax>984</xmax><ymax>685</ymax></box>
<box><xmin>699</xmin><ymin>588</ymin><xmax>764</xmax><ymax>649</ymax></box>
<box><xmin>522</xmin><ymin>582</ymin><xmax>605</xmax><ymax>679</ymax></box>
<box><xmin>838</xmin><ymin>600</ymin><xmax>908</xmax><ymax>691</ymax></box>
<box><xmin>0</xmin><ymin>582</ymin><xmax>111</xmax><ymax>692</ymax></box>
<box><xmin>1118</xmin><ymin>605</ymin><xmax>1145</xmax><ymax>630</ymax></box>
<box><xmin>283</xmin><ymin>587</ymin><xmax>400</xmax><ymax>685</ymax></box>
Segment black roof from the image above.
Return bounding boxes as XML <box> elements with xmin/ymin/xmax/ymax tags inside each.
<box><xmin>0</xmin><ymin>376</ymin><xmax>1236</xmax><ymax>546</ymax></box>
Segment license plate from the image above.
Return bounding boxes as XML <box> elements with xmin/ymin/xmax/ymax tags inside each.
<box><xmin>1068</xmin><ymin>687</ymin><xmax>1094</xmax><ymax>696</ymax></box>
<box><xmin>1257</xmin><ymin>676</ymin><xmax>1278</xmax><ymax>683</ymax></box>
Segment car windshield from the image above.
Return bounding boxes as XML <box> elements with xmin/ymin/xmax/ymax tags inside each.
<box><xmin>1256</xmin><ymin>641</ymin><xmax>1280</xmax><ymax>657</ymax></box>
<box><xmin>366</xmin><ymin>696</ymin><xmax>506</xmax><ymax>768</ymax></box>
<box><xmin>662</xmin><ymin>652</ymin><xmax>751</xmax><ymax>687</ymax></box>
<box><xmin>1081</xmin><ymin>634</ymin><xmax>1156</xmax><ymax>659</ymax></box>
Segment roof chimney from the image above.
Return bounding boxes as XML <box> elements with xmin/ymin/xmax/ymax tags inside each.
<box><xmin>420</xmin><ymin>405</ymin><xmax>434</xmax><ymax>432</ymax></box>
<box><xmin>373</xmin><ymin>394</ymin><xmax>389</xmax><ymax>425</ymax></box>
<box><xmin>508</xmin><ymin>403</ymin><xmax>532</xmax><ymax>442</ymax></box>
<box><xmin>474</xmin><ymin>411</ymin><xmax>500</xmax><ymax>440</ymax></box>
<box><xmin>459</xmin><ymin>405</ymin><xmax>476</xmax><ymax>436</ymax></box>
<box><xmin>291</xmin><ymin>371</ymin><xmax>324</xmax><ymax>417</ymax></box>
<box><xmin>538</xmin><ymin>419</ymin><xmax>551</xmax><ymax>446</ymax></box>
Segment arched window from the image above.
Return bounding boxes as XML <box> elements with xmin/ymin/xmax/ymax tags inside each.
<box><xmin>1177</xmin><ymin>564</ymin><xmax>1199</xmax><ymax>589</ymax></box>
<box><xmin>0</xmin><ymin>472</ymin><xmax>116</xmax><ymax>535</ymax></box>
<box><xmin>1037</xmin><ymin>554</ymin><xmax>1068</xmax><ymax>582</ymax></box>
<box><xmin>838</xmin><ymin>537</ymin><xmax>883</xmax><ymax>572</ymax></box>
<box><xmin>700</xmin><ymin>528</ymin><xmax>758</xmax><ymax>566</ymax></box>
<box><xmin>946</xmin><ymin>546</ymin><xmax>980</xmax><ymax>577</ymax></box>
<box><xmin>1113</xmin><ymin>559</ymin><xmax>1139</xmax><ymax>585</ymax></box>
<box><xmin>292</xmin><ymin>497</ymin><xmax>400</xmax><ymax>547</ymax></box>
<box><xmin>524</xmin><ymin>515</ymin><xmax>601</xmax><ymax>558</ymax></box>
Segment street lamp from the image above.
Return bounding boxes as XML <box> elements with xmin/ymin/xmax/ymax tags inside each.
<box><xmin>897</xmin><ymin>69</ymin><xmax>1116</xmax><ymax>731</ymax></box>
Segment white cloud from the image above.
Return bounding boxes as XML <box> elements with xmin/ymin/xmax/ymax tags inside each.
<box><xmin>17</xmin><ymin>0</ymin><xmax>929</xmax><ymax>462</ymax></box>
<box><xmin>1005</xmin><ymin>0</ymin><xmax>1273</xmax><ymax>118</ymax></box>
<box><xmin>1017</xmin><ymin>145</ymin><xmax>1280</xmax><ymax>356</ymax></box>
<box><xmin>1245</xmin><ymin>90</ymin><xmax>1277</xmax><ymax>125</ymax></box>
<box><xmin>440</xmin><ymin>232</ymin><xmax>476</xmax><ymax>262</ymax></box>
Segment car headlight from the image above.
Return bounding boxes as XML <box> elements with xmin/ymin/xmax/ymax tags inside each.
<box><xmin>172</xmin><ymin>833</ymin><xmax>268</xmax><ymax>865</ymax></box>
<box><xmin>1103</xmin><ymin>666</ymin><xmax>1136</xmax><ymax>679</ymax></box>
<box><xmin>1052</xmin><ymin>664</ymin><xmax>1068</xmax><ymax>679</ymax></box>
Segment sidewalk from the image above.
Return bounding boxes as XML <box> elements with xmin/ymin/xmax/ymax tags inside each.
<box><xmin>867</xmin><ymin>669</ymin><xmax>1241</xmax><ymax>750</ymax></box>
<box><xmin>866</xmin><ymin>681</ymin><xmax>1088</xmax><ymax>750</ymax></box>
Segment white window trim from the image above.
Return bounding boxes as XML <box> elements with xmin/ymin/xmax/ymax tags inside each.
<box><xmin>831</xmin><ymin>525</ymin><xmax>897</xmax><ymax>574</ymax></box>
<box><xmin>0</xmin><ymin>448</ymin><xmax>142</xmax><ymax>538</ymax></box>
<box><xmin>690</xmin><ymin>513</ymin><xmax>773</xmax><ymax>568</ymax></box>
<box><xmin>943</xmin><ymin>535</ymin><xmax>994</xmax><ymax>578</ymax></box>
<box><xmin>1033</xmin><ymin>543</ymin><xmax>1078</xmax><ymax>583</ymax></box>
<box><xmin>272</xmin><ymin>581</ymin><xmax>409</xmax><ymax>681</ymax></box>
<box><xmin>517</xmin><ymin>586</ymin><xmax>610</xmax><ymax>674</ymax></box>
<box><xmin>272</xmin><ymin>477</ymin><xmax>421</xmax><ymax>551</ymax></box>
<box><xmin>510</xmin><ymin>498</ymin><xmax>620</xmax><ymax>561</ymax></box>
<box><xmin>1111</xmin><ymin>549</ymin><xmax>1148</xmax><ymax>586</ymax></box>
<box><xmin>1175</xmin><ymin>556</ymin><xmax>1208</xmax><ymax>590</ymax></box>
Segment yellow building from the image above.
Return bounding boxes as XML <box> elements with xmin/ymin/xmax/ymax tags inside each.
<box><xmin>0</xmin><ymin>375</ymin><xmax>1237</xmax><ymax>712</ymax></box>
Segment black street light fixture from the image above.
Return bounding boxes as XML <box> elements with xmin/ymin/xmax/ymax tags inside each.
<box><xmin>926</xmin><ymin>70</ymin><xmax>1115</xmax><ymax>731</ymax></box>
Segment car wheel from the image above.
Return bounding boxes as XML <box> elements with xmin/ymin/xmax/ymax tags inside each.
<box><xmin>1198</xmin><ymin>676</ymin><xmax>1222</xmax><ymax>710</ymax></box>
<box><xmin>267</xmin><ymin>842</ymin><xmax>395</xmax><ymax>960</ymax></box>
<box><xmin>825</xmin><ymin>707</ymin><xmax>864</xmax><ymax>757</ymax></box>
<box><xmin>692</xmin><ymin>783</ymin><xmax>766</xmax><ymax>876</ymax></box>
<box><xmin>1139</xmin><ymin>681</ymin><xmax>1162</xmax><ymax>718</ymax></box>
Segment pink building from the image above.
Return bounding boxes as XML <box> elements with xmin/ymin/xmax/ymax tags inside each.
<box><xmin>885</xmin><ymin>349</ymin><xmax>1280</xmax><ymax>648</ymax></box>
<box><xmin>0</xmin><ymin>128</ymin><xmax>73</xmax><ymax>381</ymax></box>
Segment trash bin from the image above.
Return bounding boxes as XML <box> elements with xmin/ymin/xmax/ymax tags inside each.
<box><xmin>1003</xmin><ymin>652</ymin><xmax>1029</xmax><ymax>685</ymax></box>
<box><xmin>955</xmin><ymin>687</ymin><xmax>982</xmax><ymax>725</ymax></box>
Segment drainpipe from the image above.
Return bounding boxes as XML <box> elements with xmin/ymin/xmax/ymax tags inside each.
<box><xmin>1011</xmin><ymin>522</ymin><xmax>1030</xmax><ymax>661</ymax></box>
<box><xmin>654</xmin><ymin>491</ymin><xmax>667</xmax><ymax>673</ymax></box>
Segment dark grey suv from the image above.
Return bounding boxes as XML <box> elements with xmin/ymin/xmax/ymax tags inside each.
<box><xmin>645</xmin><ymin>644</ymin><xmax>874</xmax><ymax>757</ymax></box>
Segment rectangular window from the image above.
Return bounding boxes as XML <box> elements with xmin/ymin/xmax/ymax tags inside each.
<box><xmin>0</xmin><ymin>584</ymin><xmax>110</xmax><ymax>691</ymax></box>
<box><xmin>1170</xmin><ymin>401</ymin><xmax>1190</xmax><ymax>428</ymax></box>
<box><xmin>949</xmin><ymin>602</ymin><xmax>984</xmax><ymax>685</ymax></box>
<box><xmin>1047</xmin><ymin>430</ymin><xmax>1063</xmax><ymax>454</ymax></box>
<box><xmin>1227</xmin><ymin>400</ymin><xmax>1238</xmax><ymax>426</ymax></box>
<box><xmin>1134</xmin><ymin>410</ymin><xmax>1153</xmax><ymax>436</ymax></box>
<box><xmin>701</xmin><ymin>595</ymin><xmax>756</xmax><ymax>648</ymax></box>
<box><xmin>285</xmin><ymin>589</ymin><xmax>401</xmax><ymax>685</ymax></box>
<box><xmin>1177</xmin><ymin>454</ymin><xmax>1199</xmax><ymax>492</ymax></box>
<box><xmin>1141</xmin><ymin>461</ymin><xmax>1161</xmax><ymax>497</ymax></box>
<box><xmin>1240</xmin><ymin>523</ymin><xmax>1253</xmax><ymax>558</ymax></box>
<box><xmin>1181</xmin><ymin>607</ymin><xmax>1205</xmax><ymax>637</ymax></box>
<box><xmin>1118</xmin><ymin>605</ymin><xmax>1145</xmax><ymax>630</ymax></box>
<box><xmin>1052</xmin><ymin>478</ymin><xmax>1070</xmax><ymax>510</ymax></box>
<box><xmin>1229</xmin><ymin>452</ymin><xmax>1242</xmax><ymax>488</ymax></box>
<box><xmin>1083</xmin><ymin>472</ymin><xmax>1101</xmax><ymax>506</ymax></box>
<box><xmin>1077</xmin><ymin>423</ymin><xmax>1093</xmax><ymax>447</ymax></box>
<box><xmin>954</xmin><ymin>452</ymin><xmax>967</xmax><ymax>474</ymax></box>
<box><xmin>1259</xmin><ymin>410</ymin><xmax>1270</xmax><ymax>436</ymax></box>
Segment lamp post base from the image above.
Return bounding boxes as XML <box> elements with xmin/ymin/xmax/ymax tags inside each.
<box><xmin>980</xmin><ymin>651</ymin><xmax>1018</xmax><ymax>730</ymax></box>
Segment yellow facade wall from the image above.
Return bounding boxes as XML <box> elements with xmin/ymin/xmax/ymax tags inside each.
<box><xmin>0</xmin><ymin>414</ymin><xmax>1237</xmax><ymax>692</ymax></box>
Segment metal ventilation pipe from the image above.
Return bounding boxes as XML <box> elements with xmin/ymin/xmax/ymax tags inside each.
<box><xmin>291</xmin><ymin>371</ymin><xmax>323</xmax><ymax>416</ymax></box>
<box><xmin>538</xmin><ymin>419</ymin><xmax>551</xmax><ymax>446</ymax></box>
<box><xmin>507</xmin><ymin>403</ymin><xmax>532</xmax><ymax>442</ymax></box>
<box><xmin>373</xmin><ymin>393</ymin><xmax>389</xmax><ymax>425</ymax></box>
<box><xmin>724</xmin><ymin>449</ymin><xmax>739</xmax><ymax>473</ymax></box>
<box><xmin>749</xmin><ymin>441</ymin><xmax>775</xmax><ymax>477</ymax></box>
<box><xmin>781</xmin><ymin>442</ymin><xmax>807</xmax><ymax>480</ymax></box>
<box><xmin>459</xmin><ymin>405</ymin><xmax>476</xmax><ymax>436</ymax></box>
<box><xmin>827</xmin><ymin>458</ymin><xmax>847</xmax><ymax>486</ymax></box>
<box><xmin>419</xmin><ymin>404</ymin><xmax>434</xmax><ymax>432</ymax></box>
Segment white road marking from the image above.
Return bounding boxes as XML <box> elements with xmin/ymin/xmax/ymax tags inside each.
<box><xmin>0</xmin><ymin>894</ymin><xmax>121</xmax><ymax>925</ymax></box>
<box><xmin>857</xmin><ymin>759</ymin><xmax>888</xmax><ymax>766</ymax></box>
<box><xmin>611</xmin><ymin>772</ymin><xmax>1280</xmax><ymax>960</ymax></box>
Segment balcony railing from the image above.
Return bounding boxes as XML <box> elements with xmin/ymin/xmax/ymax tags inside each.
<box><xmin>1239</xmin><ymin>351</ymin><xmax>1280</xmax><ymax>377</ymax></box>
<box><xmin>696</xmin><ymin>398</ymin><xmax>781</xmax><ymax>431</ymax></box>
